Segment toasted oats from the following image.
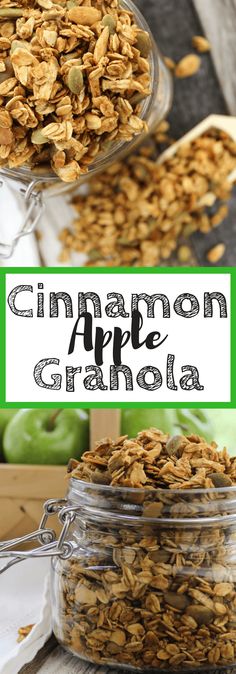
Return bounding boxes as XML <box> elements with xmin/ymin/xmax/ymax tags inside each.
<box><xmin>207</xmin><ymin>243</ymin><xmax>226</xmax><ymax>264</ymax></box>
<box><xmin>17</xmin><ymin>624</ymin><xmax>34</xmax><ymax>643</ymax></box>
<box><xmin>192</xmin><ymin>35</ymin><xmax>211</xmax><ymax>53</ymax></box>
<box><xmin>57</xmin><ymin>428</ymin><xmax>236</xmax><ymax>670</ymax></box>
<box><xmin>175</xmin><ymin>54</ymin><xmax>201</xmax><ymax>78</ymax></box>
<box><xmin>0</xmin><ymin>0</ymin><xmax>151</xmax><ymax>181</ymax></box>
<box><xmin>61</xmin><ymin>128</ymin><xmax>235</xmax><ymax>266</ymax></box>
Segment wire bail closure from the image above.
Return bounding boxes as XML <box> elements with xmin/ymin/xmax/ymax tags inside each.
<box><xmin>0</xmin><ymin>173</ymin><xmax>46</xmax><ymax>259</ymax></box>
<box><xmin>0</xmin><ymin>498</ymin><xmax>77</xmax><ymax>574</ymax></box>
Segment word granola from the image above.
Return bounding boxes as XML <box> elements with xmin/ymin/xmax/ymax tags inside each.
<box><xmin>60</xmin><ymin>128</ymin><xmax>236</xmax><ymax>265</ymax></box>
<box><xmin>54</xmin><ymin>430</ymin><xmax>236</xmax><ymax>669</ymax></box>
<box><xmin>0</xmin><ymin>0</ymin><xmax>151</xmax><ymax>181</ymax></box>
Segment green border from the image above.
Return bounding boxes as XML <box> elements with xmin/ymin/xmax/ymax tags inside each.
<box><xmin>0</xmin><ymin>266</ymin><xmax>234</xmax><ymax>409</ymax></box>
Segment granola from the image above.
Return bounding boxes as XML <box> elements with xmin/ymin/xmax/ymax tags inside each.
<box><xmin>52</xmin><ymin>430</ymin><xmax>236</xmax><ymax>670</ymax></box>
<box><xmin>17</xmin><ymin>624</ymin><xmax>34</xmax><ymax>642</ymax></box>
<box><xmin>60</xmin><ymin>128</ymin><xmax>236</xmax><ymax>266</ymax></box>
<box><xmin>0</xmin><ymin>0</ymin><xmax>151</xmax><ymax>181</ymax></box>
<box><xmin>175</xmin><ymin>54</ymin><xmax>201</xmax><ymax>79</ymax></box>
<box><xmin>68</xmin><ymin>428</ymin><xmax>236</xmax><ymax>489</ymax></box>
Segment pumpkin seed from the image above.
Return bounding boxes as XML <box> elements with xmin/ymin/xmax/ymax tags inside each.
<box><xmin>129</xmin><ymin>92</ymin><xmax>146</xmax><ymax>106</ymax></box>
<box><xmin>166</xmin><ymin>435</ymin><xmax>186</xmax><ymax>457</ymax></box>
<box><xmin>164</xmin><ymin>592</ymin><xmax>190</xmax><ymax>611</ymax></box>
<box><xmin>11</xmin><ymin>40</ymin><xmax>31</xmax><ymax>54</ymax></box>
<box><xmin>92</xmin><ymin>469</ymin><xmax>111</xmax><ymax>485</ymax></box>
<box><xmin>67</xmin><ymin>66</ymin><xmax>84</xmax><ymax>94</ymax></box>
<box><xmin>0</xmin><ymin>8</ymin><xmax>23</xmax><ymax>17</ymax></box>
<box><xmin>149</xmin><ymin>549</ymin><xmax>170</xmax><ymax>564</ymax></box>
<box><xmin>208</xmin><ymin>472</ymin><xmax>232</xmax><ymax>488</ymax></box>
<box><xmin>0</xmin><ymin>57</ymin><xmax>14</xmax><ymax>84</ymax></box>
<box><xmin>102</xmin><ymin>14</ymin><xmax>116</xmax><ymax>34</ymax></box>
<box><xmin>135</xmin><ymin>31</ymin><xmax>151</xmax><ymax>57</ymax></box>
<box><xmin>186</xmin><ymin>605</ymin><xmax>215</xmax><ymax>625</ymax></box>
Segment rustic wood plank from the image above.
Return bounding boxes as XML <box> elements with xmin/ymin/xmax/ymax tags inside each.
<box><xmin>35</xmin><ymin>646</ymin><xmax>114</xmax><ymax>674</ymax></box>
<box><xmin>19</xmin><ymin>637</ymin><xmax>58</xmax><ymax>674</ymax></box>
<box><xmin>194</xmin><ymin>0</ymin><xmax>236</xmax><ymax>114</ymax></box>
<box><xmin>90</xmin><ymin>410</ymin><xmax>121</xmax><ymax>449</ymax></box>
<box><xmin>0</xmin><ymin>464</ymin><xmax>66</xmax><ymax>499</ymax></box>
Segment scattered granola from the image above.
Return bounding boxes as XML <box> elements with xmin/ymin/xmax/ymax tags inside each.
<box><xmin>60</xmin><ymin>128</ymin><xmax>236</xmax><ymax>266</ymax></box>
<box><xmin>53</xmin><ymin>429</ymin><xmax>236</xmax><ymax>670</ymax></box>
<box><xmin>0</xmin><ymin>0</ymin><xmax>151</xmax><ymax>182</ymax></box>
<box><xmin>17</xmin><ymin>624</ymin><xmax>34</xmax><ymax>643</ymax></box>
<box><xmin>206</xmin><ymin>242</ymin><xmax>226</xmax><ymax>264</ymax></box>
<box><xmin>175</xmin><ymin>54</ymin><xmax>201</xmax><ymax>78</ymax></box>
<box><xmin>192</xmin><ymin>35</ymin><xmax>211</xmax><ymax>53</ymax></box>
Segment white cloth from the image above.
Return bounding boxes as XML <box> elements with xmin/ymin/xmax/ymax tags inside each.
<box><xmin>0</xmin><ymin>182</ymin><xmax>40</xmax><ymax>267</ymax></box>
<box><xmin>0</xmin><ymin>558</ymin><xmax>52</xmax><ymax>674</ymax></box>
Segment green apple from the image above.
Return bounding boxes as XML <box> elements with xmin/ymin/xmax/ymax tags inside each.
<box><xmin>206</xmin><ymin>410</ymin><xmax>236</xmax><ymax>455</ymax></box>
<box><xmin>121</xmin><ymin>409</ymin><xmax>214</xmax><ymax>441</ymax></box>
<box><xmin>0</xmin><ymin>409</ymin><xmax>17</xmax><ymax>461</ymax></box>
<box><xmin>175</xmin><ymin>409</ymin><xmax>214</xmax><ymax>442</ymax></box>
<box><xmin>121</xmin><ymin>409</ymin><xmax>177</xmax><ymax>437</ymax></box>
<box><xmin>3</xmin><ymin>409</ymin><xmax>89</xmax><ymax>465</ymax></box>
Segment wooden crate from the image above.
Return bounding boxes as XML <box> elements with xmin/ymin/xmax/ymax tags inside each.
<box><xmin>0</xmin><ymin>464</ymin><xmax>66</xmax><ymax>541</ymax></box>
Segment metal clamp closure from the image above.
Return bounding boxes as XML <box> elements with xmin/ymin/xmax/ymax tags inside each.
<box><xmin>0</xmin><ymin>498</ymin><xmax>78</xmax><ymax>574</ymax></box>
<box><xmin>0</xmin><ymin>176</ymin><xmax>45</xmax><ymax>259</ymax></box>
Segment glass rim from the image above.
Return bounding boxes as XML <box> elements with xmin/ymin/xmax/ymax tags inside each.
<box><xmin>70</xmin><ymin>476</ymin><xmax>236</xmax><ymax>497</ymax></box>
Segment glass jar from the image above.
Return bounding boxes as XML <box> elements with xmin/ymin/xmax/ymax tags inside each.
<box><xmin>0</xmin><ymin>0</ymin><xmax>173</xmax><ymax>259</ymax></box>
<box><xmin>50</xmin><ymin>478</ymin><xmax>236</xmax><ymax>671</ymax></box>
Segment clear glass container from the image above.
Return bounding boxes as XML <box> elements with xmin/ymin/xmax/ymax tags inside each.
<box><xmin>51</xmin><ymin>478</ymin><xmax>236</xmax><ymax>671</ymax></box>
<box><xmin>0</xmin><ymin>0</ymin><xmax>173</xmax><ymax>258</ymax></box>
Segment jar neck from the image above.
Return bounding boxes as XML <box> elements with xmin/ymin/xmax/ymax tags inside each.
<box><xmin>67</xmin><ymin>478</ymin><xmax>236</xmax><ymax>526</ymax></box>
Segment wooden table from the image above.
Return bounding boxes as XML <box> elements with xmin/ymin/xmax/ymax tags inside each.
<box><xmin>18</xmin><ymin>0</ymin><xmax>236</xmax><ymax>670</ymax></box>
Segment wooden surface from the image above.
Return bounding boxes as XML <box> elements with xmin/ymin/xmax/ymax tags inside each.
<box><xmin>0</xmin><ymin>464</ymin><xmax>66</xmax><ymax>540</ymax></box>
<box><xmin>90</xmin><ymin>409</ymin><xmax>121</xmax><ymax>449</ymax></box>
<box><xmin>194</xmin><ymin>0</ymin><xmax>236</xmax><ymax>115</ymax></box>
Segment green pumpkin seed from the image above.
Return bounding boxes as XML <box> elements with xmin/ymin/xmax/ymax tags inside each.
<box><xmin>102</xmin><ymin>14</ymin><xmax>116</xmax><ymax>34</ymax></box>
<box><xmin>208</xmin><ymin>472</ymin><xmax>232</xmax><ymax>488</ymax></box>
<box><xmin>186</xmin><ymin>605</ymin><xmax>214</xmax><ymax>626</ymax></box>
<box><xmin>92</xmin><ymin>469</ymin><xmax>111</xmax><ymax>485</ymax></box>
<box><xmin>135</xmin><ymin>31</ymin><xmax>151</xmax><ymax>57</ymax></box>
<box><xmin>166</xmin><ymin>435</ymin><xmax>186</xmax><ymax>457</ymax></box>
<box><xmin>130</xmin><ymin>92</ymin><xmax>146</xmax><ymax>106</ymax></box>
<box><xmin>164</xmin><ymin>592</ymin><xmax>190</xmax><ymax>611</ymax></box>
<box><xmin>67</xmin><ymin>0</ymin><xmax>77</xmax><ymax>8</ymax></box>
<box><xmin>0</xmin><ymin>8</ymin><xmax>23</xmax><ymax>17</ymax></box>
<box><xmin>31</xmin><ymin>129</ymin><xmax>48</xmax><ymax>145</ymax></box>
<box><xmin>0</xmin><ymin>57</ymin><xmax>14</xmax><ymax>84</ymax></box>
<box><xmin>149</xmin><ymin>549</ymin><xmax>170</xmax><ymax>564</ymax></box>
<box><xmin>11</xmin><ymin>40</ymin><xmax>31</xmax><ymax>53</ymax></box>
<box><xmin>67</xmin><ymin>65</ymin><xmax>84</xmax><ymax>94</ymax></box>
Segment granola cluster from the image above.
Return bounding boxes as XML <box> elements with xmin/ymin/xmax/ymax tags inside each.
<box><xmin>60</xmin><ymin>128</ymin><xmax>236</xmax><ymax>265</ymax></box>
<box><xmin>53</xmin><ymin>430</ymin><xmax>236</xmax><ymax>670</ymax></box>
<box><xmin>68</xmin><ymin>427</ymin><xmax>235</xmax><ymax>489</ymax></box>
<box><xmin>0</xmin><ymin>0</ymin><xmax>151</xmax><ymax>181</ymax></box>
